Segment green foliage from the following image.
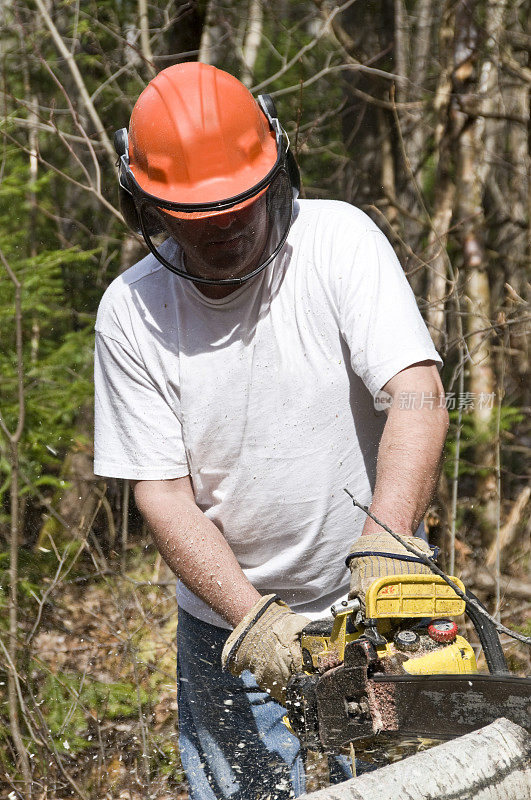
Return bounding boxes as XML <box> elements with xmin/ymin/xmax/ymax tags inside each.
<box><xmin>39</xmin><ymin>669</ymin><xmax>148</xmax><ymax>755</ymax></box>
<box><xmin>0</xmin><ymin>543</ymin><xmax>85</xmax><ymax>629</ymax></box>
<box><xmin>150</xmin><ymin>733</ymin><xmax>183</xmax><ymax>779</ymax></box>
<box><xmin>515</xmin><ymin>619</ymin><xmax>531</xmax><ymax>637</ymax></box>
<box><xmin>444</xmin><ymin>404</ymin><xmax>525</xmax><ymax>478</ymax></box>
<box><xmin>0</xmin><ymin>146</ymin><xmax>96</xmax><ymax>514</ymax></box>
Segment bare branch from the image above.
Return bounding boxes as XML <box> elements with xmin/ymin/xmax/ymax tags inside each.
<box><xmin>33</xmin><ymin>0</ymin><xmax>115</xmax><ymax>165</ymax></box>
<box><xmin>501</xmin><ymin>53</ymin><xmax>531</xmax><ymax>84</ymax></box>
<box><xmin>252</xmin><ymin>0</ymin><xmax>360</xmax><ymax>92</ymax></box>
<box><xmin>267</xmin><ymin>62</ymin><xmax>409</xmax><ymax>98</ymax></box>
<box><xmin>2</xmin><ymin>128</ymin><xmax>123</xmax><ymax>223</ymax></box>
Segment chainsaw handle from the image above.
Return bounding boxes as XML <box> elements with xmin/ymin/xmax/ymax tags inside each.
<box><xmin>465</xmin><ymin>589</ymin><xmax>509</xmax><ymax>675</ymax></box>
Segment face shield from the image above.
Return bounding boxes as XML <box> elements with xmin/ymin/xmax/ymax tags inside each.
<box><xmin>118</xmin><ymin>121</ymin><xmax>294</xmax><ymax>287</ymax></box>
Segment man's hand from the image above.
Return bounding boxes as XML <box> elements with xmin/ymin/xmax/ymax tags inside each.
<box><xmin>221</xmin><ymin>595</ymin><xmax>310</xmax><ymax>705</ymax></box>
<box><xmin>347</xmin><ymin>531</ymin><xmax>436</xmax><ymax>609</ymax></box>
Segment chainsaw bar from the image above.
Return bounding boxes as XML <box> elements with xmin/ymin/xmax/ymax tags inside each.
<box><xmin>371</xmin><ymin>674</ymin><xmax>530</xmax><ymax>738</ymax></box>
<box><xmin>315</xmin><ymin>671</ymin><xmax>531</xmax><ymax>749</ymax></box>
<box><xmin>286</xmin><ymin>577</ymin><xmax>530</xmax><ymax>752</ymax></box>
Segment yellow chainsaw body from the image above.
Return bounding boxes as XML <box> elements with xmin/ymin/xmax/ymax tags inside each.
<box><xmin>365</xmin><ymin>574</ymin><xmax>467</xmax><ymax>619</ymax></box>
<box><xmin>301</xmin><ymin>574</ymin><xmax>478</xmax><ymax>676</ymax></box>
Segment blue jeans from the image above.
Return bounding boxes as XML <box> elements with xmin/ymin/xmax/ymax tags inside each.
<box><xmin>177</xmin><ymin>608</ymin><xmax>352</xmax><ymax>800</ymax></box>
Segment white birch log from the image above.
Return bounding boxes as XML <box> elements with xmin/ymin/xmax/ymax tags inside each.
<box><xmin>300</xmin><ymin>718</ymin><xmax>530</xmax><ymax>800</ymax></box>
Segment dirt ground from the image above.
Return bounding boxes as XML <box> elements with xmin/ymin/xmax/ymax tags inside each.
<box><xmin>3</xmin><ymin>537</ymin><xmax>528</xmax><ymax>799</ymax></box>
<box><xmin>14</xmin><ymin>547</ymin><xmax>185</xmax><ymax>799</ymax></box>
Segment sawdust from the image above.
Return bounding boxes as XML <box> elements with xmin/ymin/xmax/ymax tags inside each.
<box><xmin>366</xmin><ymin>679</ymin><xmax>398</xmax><ymax>734</ymax></box>
<box><xmin>317</xmin><ymin>647</ymin><xmax>344</xmax><ymax>673</ymax></box>
<box><xmin>384</xmin><ymin>633</ymin><xmax>447</xmax><ymax>667</ymax></box>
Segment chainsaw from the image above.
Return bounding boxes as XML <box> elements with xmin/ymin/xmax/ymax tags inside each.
<box><xmin>284</xmin><ymin>573</ymin><xmax>531</xmax><ymax>752</ymax></box>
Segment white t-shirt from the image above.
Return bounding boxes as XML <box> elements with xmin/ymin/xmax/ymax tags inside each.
<box><xmin>94</xmin><ymin>200</ymin><xmax>441</xmax><ymax>628</ymax></box>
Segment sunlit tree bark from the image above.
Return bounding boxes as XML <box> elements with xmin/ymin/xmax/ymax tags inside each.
<box><xmin>453</xmin><ymin>0</ymin><xmax>507</xmax><ymax>536</ymax></box>
<box><xmin>241</xmin><ymin>0</ymin><xmax>263</xmax><ymax>87</ymax></box>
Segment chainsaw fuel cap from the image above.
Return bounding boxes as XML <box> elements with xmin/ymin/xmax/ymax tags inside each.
<box><xmin>394</xmin><ymin>629</ymin><xmax>420</xmax><ymax>652</ymax></box>
<box><xmin>428</xmin><ymin>619</ymin><xmax>458</xmax><ymax>643</ymax></box>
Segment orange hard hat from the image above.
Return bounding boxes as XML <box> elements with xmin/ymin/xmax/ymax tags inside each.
<box><xmin>128</xmin><ymin>62</ymin><xmax>278</xmax><ymax>206</ymax></box>
<box><xmin>114</xmin><ymin>63</ymin><xmax>300</xmax><ymax>286</ymax></box>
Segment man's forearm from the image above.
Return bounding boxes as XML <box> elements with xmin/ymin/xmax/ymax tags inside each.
<box><xmin>363</xmin><ymin>406</ymin><xmax>447</xmax><ymax>536</ymax></box>
<box><xmin>363</xmin><ymin>376</ymin><xmax>449</xmax><ymax>537</ymax></box>
<box><xmin>134</xmin><ymin>478</ymin><xmax>261</xmax><ymax>627</ymax></box>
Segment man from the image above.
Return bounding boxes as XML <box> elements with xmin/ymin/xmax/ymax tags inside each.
<box><xmin>94</xmin><ymin>62</ymin><xmax>448</xmax><ymax>799</ymax></box>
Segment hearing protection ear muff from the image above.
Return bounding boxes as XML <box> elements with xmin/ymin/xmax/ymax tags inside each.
<box><xmin>114</xmin><ymin>128</ymin><xmax>164</xmax><ymax>236</ymax></box>
<box><xmin>113</xmin><ymin>93</ymin><xmax>300</xmax><ymax>236</ymax></box>
<box><xmin>257</xmin><ymin>95</ymin><xmax>301</xmax><ymax>199</ymax></box>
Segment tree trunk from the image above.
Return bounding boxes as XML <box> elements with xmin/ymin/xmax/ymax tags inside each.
<box><xmin>424</xmin><ymin>1</ymin><xmax>457</xmax><ymax>352</ymax></box>
<box><xmin>392</xmin><ymin>0</ymin><xmax>408</xmax><ymax>103</ymax></box>
<box><xmin>0</xmin><ymin>249</ymin><xmax>32</xmax><ymax>796</ymax></box>
<box><xmin>198</xmin><ymin>0</ymin><xmax>222</xmax><ymax>66</ymax></box>
<box><xmin>241</xmin><ymin>0</ymin><xmax>263</xmax><ymax>87</ymax></box>
<box><xmin>166</xmin><ymin>0</ymin><xmax>206</xmax><ymax>63</ymax></box>
<box><xmin>377</xmin><ymin>107</ymin><xmax>397</xmax><ymax>227</ymax></box>
<box><xmin>7</xmin><ymin>443</ymin><xmax>32</xmax><ymax>796</ymax></box>
<box><xmin>406</xmin><ymin>0</ymin><xmax>433</xmax><ymax>168</ymax></box>
<box><xmin>300</xmin><ymin>718</ymin><xmax>530</xmax><ymax>800</ymax></box>
<box><xmin>502</xmin><ymin>11</ymin><xmax>530</xmax><ymax>402</ymax></box>
<box><xmin>138</xmin><ymin>0</ymin><xmax>156</xmax><ymax>77</ymax></box>
<box><xmin>27</xmin><ymin>94</ymin><xmax>40</xmax><ymax>364</ymax></box>
<box><xmin>339</xmin><ymin>0</ymin><xmax>395</xmax><ymax>214</ymax></box>
<box><xmin>453</xmin><ymin>0</ymin><xmax>500</xmax><ymax>537</ymax></box>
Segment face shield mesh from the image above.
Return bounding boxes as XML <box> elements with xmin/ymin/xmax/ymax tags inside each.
<box><xmin>137</xmin><ymin>167</ymin><xmax>293</xmax><ymax>286</ymax></box>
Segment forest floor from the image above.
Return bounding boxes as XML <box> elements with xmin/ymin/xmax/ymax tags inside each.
<box><xmin>5</xmin><ymin>543</ymin><xmax>186</xmax><ymax>799</ymax></box>
<box><xmin>1</xmin><ymin>532</ymin><xmax>529</xmax><ymax>799</ymax></box>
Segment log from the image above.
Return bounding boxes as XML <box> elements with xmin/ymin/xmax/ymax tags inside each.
<box><xmin>300</xmin><ymin>718</ymin><xmax>530</xmax><ymax>800</ymax></box>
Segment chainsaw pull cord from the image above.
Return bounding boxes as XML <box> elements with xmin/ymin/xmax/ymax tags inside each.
<box><xmin>344</xmin><ymin>489</ymin><xmax>531</xmax><ymax>648</ymax></box>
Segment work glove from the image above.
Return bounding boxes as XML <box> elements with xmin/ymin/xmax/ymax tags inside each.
<box><xmin>347</xmin><ymin>531</ymin><xmax>437</xmax><ymax>611</ymax></box>
<box><xmin>221</xmin><ymin>594</ymin><xmax>310</xmax><ymax>705</ymax></box>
